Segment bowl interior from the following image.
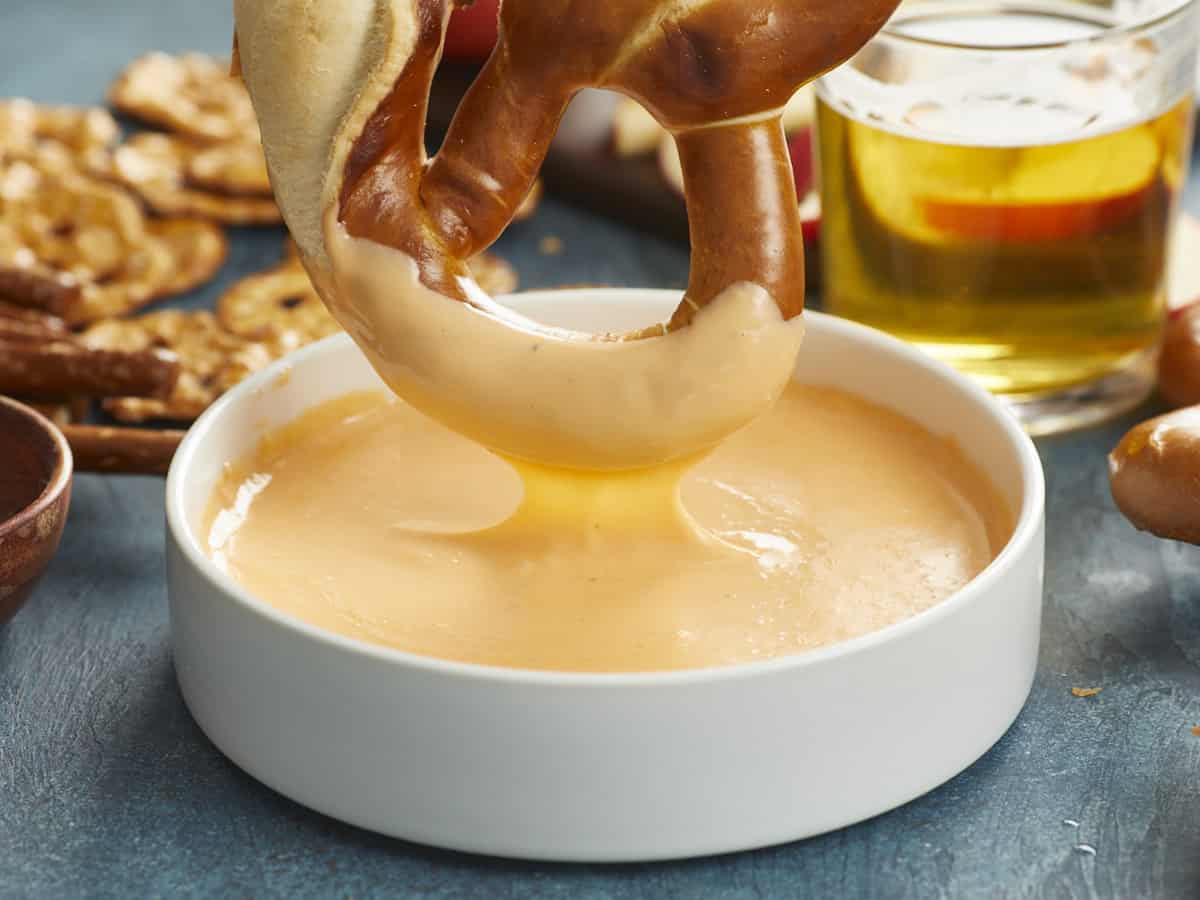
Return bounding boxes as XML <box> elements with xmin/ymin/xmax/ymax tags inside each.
<box><xmin>170</xmin><ymin>290</ymin><xmax>1041</xmax><ymax>661</ymax></box>
<box><xmin>0</xmin><ymin>398</ymin><xmax>68</xmax><ymax>528</ymax></box>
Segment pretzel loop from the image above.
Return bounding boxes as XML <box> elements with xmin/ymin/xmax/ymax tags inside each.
<box><xmin>234</xmin><ymin>0</ymin><xmax>897</xmax><ymax>468</ymax></box>
<box><xmin>335</xmin><ymin>0</ymin><xmax>897</xmax><ymax>332</ymax></box>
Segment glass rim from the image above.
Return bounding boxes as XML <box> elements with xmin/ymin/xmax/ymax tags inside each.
<box><xmin>879</xmin><ymin>0</ymin><xmax>1200</xmax><ymax>52</ymax></box>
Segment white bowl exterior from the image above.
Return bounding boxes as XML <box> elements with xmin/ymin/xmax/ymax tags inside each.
<box><xmin>167</xmin><ymin>292</ymin><xmax>1045</xmax><ymax>862</ymax></box>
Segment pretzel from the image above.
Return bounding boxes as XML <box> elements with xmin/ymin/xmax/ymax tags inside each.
<box><xmin>109</xmin><ymin>53</ymin><xmax>259</xmax><ymax>144</ymax></box>
<box><xmin>0</xmin><ymin>339</ymin><xmax>178</xmax><ymax>400</ymax></box>
<box><xmin>111</xmin><ymin>133</ymin><xmax>280</xmax><ymax>225</ymax></box>
<box><xmin>218</xmin><ymin>255</ymin><xmax>339</xmax><ymax>345</ymax></box>
<box><xmin>22</xmin><ymin>400</ymin><xmax>88</xmax><ymax>428</ymax></box>
<box><xmin>148</xmin><ymin>217</ymin><xmax>229</xmax><ymax>297</ymax></box>
<box><xmin>0</xmin><ymin>159</ymin><xmax>228</xmax><ymax>324</ymax></box>
<box><xmin>61</xmin><ymin>424</ymin><xmax>185</xmax><ymax>475</ymax></box>
<box><xmin>234</xmin><ymin>0</ymin><xmax>897</xmax><ymax>466</ymax></box>
<box><xmin>218</xmin><ymin>246</ymin><xmax>516</xmax><ymax>344</ymax></box>
<box><xmin>0</xmin><ymin>99</ymin><xmax>119</xmax><ymax>174</ymax></box>
<box><xmin>186</xmin><ymin>141</ymin><xmax>272</xmax><ymax>197</ymax></box>
<box><xmin>81</xmin><ymin>310</ymin><xmax>279</xmax><ymax>423</ymax></box>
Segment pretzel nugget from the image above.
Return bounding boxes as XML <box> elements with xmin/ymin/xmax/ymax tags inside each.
<box><xmin>108</xmin><ymin>52</ymin><xmax>258</xmax><ymax>143</ymax></box>
<box><xmin>112</xmin><ymin>133</ymin><xmax>280</xmax><ymax>225</ymax></box>
<box><xmin>0</xmin><ymin>340</ymin><xmax>179</xmax><ymax>400</ymax></box>
<box><xmin>62</xmin><ymin>424</ymin><xmax>185</xmax><ymax>475</ymax></box>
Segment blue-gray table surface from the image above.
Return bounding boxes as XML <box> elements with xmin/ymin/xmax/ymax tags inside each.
<box><xmin>3</xmin><ymin>2</ymin><xmax>1200</xmax><ymax>897</ymax></box>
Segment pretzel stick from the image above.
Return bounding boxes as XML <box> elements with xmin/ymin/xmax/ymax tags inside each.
<box><xmin>61</xmin><ymin>424</ymin><xmax>184</xmax><ymax>475</ymax></box>
<box><xmin>0</xmin><ymin>340</ymin><xmax>179</xmax><ymax>399</ymax></box>
<box><xmin>0</xmin><ymin>316</ymin><xmax>67</xmax><ymax>343</ymax></box>
<box><xmin>0</xmin><ymin>301</ymin><xmax>67</xmax><ymax>331</ymax></box>
<box><xmin>0</xmin><ymin>266</ymin><xmax>80</xmax><ymax>315</ymax></box>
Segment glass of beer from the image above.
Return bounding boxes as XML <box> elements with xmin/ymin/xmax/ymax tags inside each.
<box><xmin>817</xmin><ymin>0</ymin><xmax>1198</xmax><ymax>434</ymax></box>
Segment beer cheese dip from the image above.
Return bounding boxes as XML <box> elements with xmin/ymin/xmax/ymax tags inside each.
<box><xmin>205</xmin><ymin>382</ymin><xmax>1010</xmax><ymax>672</ymax></box>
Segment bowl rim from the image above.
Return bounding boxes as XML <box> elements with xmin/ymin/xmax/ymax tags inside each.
<box><xmin>166</xmin><ymin>293</ymin><xmax>1045</xmax><ymax>687</ymax></box>
<box><xmin>0</xmin><ymin>395</ymin><xmax>73</xmax><ymax>540</ymax></box>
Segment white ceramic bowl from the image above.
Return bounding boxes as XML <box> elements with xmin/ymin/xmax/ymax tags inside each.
<box><xmin>166</xmin><ymin>290</ymin><xmax>1045</xmax><ymax>862</ymax></box>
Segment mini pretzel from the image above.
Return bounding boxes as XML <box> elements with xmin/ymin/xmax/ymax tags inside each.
<box><xmin>218</xmin><ymin>255</ymin><xmax>339</xmax><ymax>346</ymax></box>
<box><xmin>108</xmin><ymin>52</ymin><xmax>259</xmax><ymax>143</ymax></box>
<box><xmin>111</xmin><ymin>133</ymin><xmax>280</xmax><ymax>225</ymax></box>
<box><xmin>186</xmin><ymin>141</ymin><xmax>272</xmax><ymax>197</ymax></box>
<box><xmin>218</xmin><ymin>246</ymin><xmax>516</xmax><ymax>344</ymax></box>
<box><xmin>81</xmin><ymin>310</ymin><xmax>280</xmax><ymax>423</ymax></box>
<box><xmin>0</xmin><ymin>99</ymin><xmax>119</xmax><ymax>174</ymax></box>
<box><xmin>0</xmin><ymin>159</ymin><xmax>227</xmax><ymax>324</ymax></box>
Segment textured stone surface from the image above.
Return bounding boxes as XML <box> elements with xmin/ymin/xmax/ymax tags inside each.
<box><xmin>2</xmin><ymin>0</ymin><xmax>1200</xmax><ymax>896</ymax></box>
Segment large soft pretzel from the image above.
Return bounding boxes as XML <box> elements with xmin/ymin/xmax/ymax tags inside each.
<box><xmin>234</xmin><ymin>0</ymin><xmax>896</xmax><ymax>468</ymax></box>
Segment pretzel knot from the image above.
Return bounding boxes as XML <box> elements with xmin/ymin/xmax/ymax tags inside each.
<box><xmin>234</xmin><ymin>0</ymin><xmax>897</xmax><ymax>468</ymax></box>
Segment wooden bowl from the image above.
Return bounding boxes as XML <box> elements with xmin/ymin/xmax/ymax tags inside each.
<box><xmin>0</xmin><ymin>396</ymin><xmax>72</xmax><ymax>624</ymax></box>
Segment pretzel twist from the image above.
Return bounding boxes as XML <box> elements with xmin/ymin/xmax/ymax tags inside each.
<box><xmin>234</xmin><ymin>0</ymin><xmax>897</xmax><ymax>467</ymax></box>
<box><xmin>335</xmin><ymin>0</ymin><xmax>893</xmax><ymax>332</ymax></box>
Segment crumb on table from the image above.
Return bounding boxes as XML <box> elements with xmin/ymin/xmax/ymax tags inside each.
<box><xmin>1071</xmin><ymin>687</ymin><xmax>1102</xmax><ymax>698</ymax></box>
<box><xmin>538</xmin><ymin>235</ymin><xmax>563</xmax><ymax>256</ymax></box>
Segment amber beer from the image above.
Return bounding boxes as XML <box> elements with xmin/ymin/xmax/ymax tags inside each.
<box><xmin>817</xmin><ymin>0</ymin><xmax>1198</xmax><ymax>431</ymax></box>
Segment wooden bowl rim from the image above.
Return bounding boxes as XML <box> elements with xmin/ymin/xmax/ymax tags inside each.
<box><xmin>0</xmin><ymin>396</ymin><xmax>73</xmax><ymax>540</ymax></box>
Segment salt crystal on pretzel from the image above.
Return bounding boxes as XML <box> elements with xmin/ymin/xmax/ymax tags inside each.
<box><xmin>108</xmin><ymin>52</ymin><xmax>258</xmax><ymax>144</ymax></box>
<box><xmin>234</xmin><ymin>0</ymin><xmax>897</xmax><ymax>468</ymax></box>
<box><xmin>113</xmin><ymin>133</ymin><xmax>280</xmax><ymax>225</ymax></box>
